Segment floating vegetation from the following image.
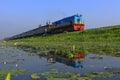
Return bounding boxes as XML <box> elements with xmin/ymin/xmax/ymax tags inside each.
<box><xmin>30</xmin><ymin>69</ymin><xmax>114</xmax><ymax>80</ymax></box>
<box><xmin>28</xmin><ymin>52</ymin><xmax>35</xmax><ymax>56</ymax></box>
<box><xmin>0</xmin><ymin>69</ymin><xmax>26</xmax><ymax>80</ymax></box>
<box><xmin>30</xmin><ymin>73</ymin><xmax>40</xmax><ymax>79</ymax></box>
<box><xmin>86</xmin><ymin>72</ymin><xmax>114</xmax><ymax>78</ymax></box>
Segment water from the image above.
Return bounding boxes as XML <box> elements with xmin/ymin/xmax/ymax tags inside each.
<box><xmin>0</xmin><ymin>46</ymin><xmax>120</xmax><ymax>80</ymax></box>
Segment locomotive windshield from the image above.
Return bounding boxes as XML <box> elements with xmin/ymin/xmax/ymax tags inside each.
<box><xmin>77</xmin><ymin>18</ymin><xmax>80</xmax><ymax>23</ymax></box>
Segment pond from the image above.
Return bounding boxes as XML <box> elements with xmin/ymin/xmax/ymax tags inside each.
<box><xmin>0</xmin><ymin>46</ymin><xmax>120</xmax><ymax>80</ymax></box>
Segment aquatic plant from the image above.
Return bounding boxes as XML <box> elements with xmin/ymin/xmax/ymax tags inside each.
<box><xmin>5</xmin><ymin>73</ymin><xmax>11</xmax><ymax>80</ymax></box>
<box><xmin>86</xmin><ymin>72</ymin><xmax>114</xmax><ymax>78</ymax></box>
<box><xmin>0</xmin><ymin>69</ymin><xmax>26</xmax><ymax>80</ymax></box>
<box><xmin>30</xmin><ymin>73</ymin><xmax>40</xmax><ymax>79</ymax></box>
<box><xmin>68</xmin><ymin>53</ymin><xmax>74</xmax><ymax>58</ymax></box>
<box><xmin>30</xmin><ymin>69</ymin><xmax>114</xmax><ymax>80</ymax></box>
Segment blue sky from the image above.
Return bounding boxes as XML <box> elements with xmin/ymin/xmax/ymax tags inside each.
<box><xmin>0</xmin><ymin>0</ymin><xmax>120</xmax><ymax>39</ymax></box>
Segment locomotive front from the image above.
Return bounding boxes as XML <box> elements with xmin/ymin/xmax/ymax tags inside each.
<box><xmin>73</xmin><ymin>14</ymin><xmax>84</xmax><ymax>31</ymax></box>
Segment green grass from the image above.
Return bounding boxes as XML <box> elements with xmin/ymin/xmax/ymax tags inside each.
<box><xmin>9</xmin><ymin>25</ymin><xmax>120</xmax><ymax>42</ymax></box>
<box><xmin>3</xmin><ymin>25</ymin><xmax>120</xmax><ymax>57</ymax></box>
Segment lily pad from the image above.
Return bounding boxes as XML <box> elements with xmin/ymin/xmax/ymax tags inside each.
<box><xmin>30</xmin><ymin>73</ymin><xmax>40</xmax><ymax>79</ymax></box>
<box><xmin>30</xmin><ymin>69</ymin><xmax>115</xmax><ymax>80</ymax></box>
<box><xmin>86</xmin><ymin>72</ymin><xmax>114</xmax><ymax>78</ymax></box>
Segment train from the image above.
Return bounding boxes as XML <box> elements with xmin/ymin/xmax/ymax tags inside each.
<box><xmin>6</xmin><ymin>14</ymin><xmax>84</xmax><ymax>40</ymax></box>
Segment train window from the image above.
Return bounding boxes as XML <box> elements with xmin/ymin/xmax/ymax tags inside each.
<box><xmin>45</xmin><ymin>29</ymin><xmax>47</xmax><ymax>33</ymax></box>
<box><xmin>77</xmin><ymin>18</ymin><xmax>80</xmax><ymax>23</ymax></box>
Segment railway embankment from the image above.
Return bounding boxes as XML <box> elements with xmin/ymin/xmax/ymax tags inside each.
<box><xmin>2</xmin><ymin>25</ymin><xmax>120</xmax><ymax>57</ymax></box>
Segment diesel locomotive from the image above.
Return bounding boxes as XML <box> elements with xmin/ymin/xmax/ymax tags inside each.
<box><xmin>7</xmin><ymin>14</ymin><xmax>84</xmax><ymax>40</ymax></box>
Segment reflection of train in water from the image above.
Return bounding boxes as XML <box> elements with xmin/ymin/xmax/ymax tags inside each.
<box><xmin>6</xmin><ymin>14</ymin><xmax>84</xmax><ymax>40</ymax></box>
<box><xmin>54</xmin><ymin>56</ymin><xmax>84</xmax><ymax>68</ymax></box>
<box><xmin>39</xmin><ymin>53</ymin><xmax>85</xmax><ymax>68</ymax></box>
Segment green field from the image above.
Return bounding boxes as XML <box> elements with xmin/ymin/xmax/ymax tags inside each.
<box><xmin>2</xmin><ymin>25</ymin><xmax>120</xmax><ymax>57</ymax></box>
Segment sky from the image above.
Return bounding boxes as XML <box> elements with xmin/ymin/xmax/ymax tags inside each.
<box><xmin>0</xmin><ymin>0</ymin><xmax>120</xmax><ymax>39</ymax></box>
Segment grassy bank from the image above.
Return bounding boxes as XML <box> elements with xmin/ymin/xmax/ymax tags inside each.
<box><xmin>3</xmin><ymin>25</ymin><xmax>120</xmax><ymax>57</ymax></box>
<box><xmin>9</xmin><ymin>25</ymin><xmax>120</xmax><ymax>42</ymax></box>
